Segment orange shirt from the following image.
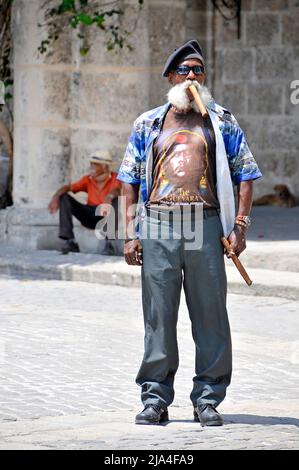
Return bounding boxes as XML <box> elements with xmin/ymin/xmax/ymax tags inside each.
<box><xmin>70</xmin><ymin>172</ymin><xmax>121</xmax><ymax>206</ymax></box>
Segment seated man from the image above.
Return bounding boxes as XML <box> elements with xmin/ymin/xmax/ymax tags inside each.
<box><xmin>48</xmin><ymin>150</ymin><xmax>121</xmax><ymax>254</ymax></box>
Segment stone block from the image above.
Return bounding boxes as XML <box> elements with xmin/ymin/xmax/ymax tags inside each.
<box><xmin>15</xmin><ymin>68</ymin><xmax>69</xmax><ymax>124</ymax></box>
<box><xmin>215</xmin><ymin>14</ymin><xmax>242</xmax><ymax>48</ymax></box>
<box><xmin>79</xmin><ymin>3</ymin><xmax>149</xmax><ymax>68</ymax></box>
<box><xmin>6</xmin><ymin>207</ymin><xmax>55</xmax><ymax>226</ymax></box>
<box><xmin>294</xmin><ymin>46</ymin><xmax>299</xmax><ymax>75</ymax></box>
<box><xmin>77</xmin><ymin>71</ymin><xmax>149</xmax><ymax>125</ymax></box>
<box><xmin>252</xmin><ymin>150</ymin><xmax>299</xmax><ymax>198</ymax></box>
<box><xmin>12</xmin><ymin>0</ymin><xmax>44</xmax><ymax>65</ymax></box>
<box><xmin>12</xmin><ymin>0</ymin><xmax>76</xmax><ymax>67</ymax></box>
<box><xmin>280</xmin><ymin>151</ymin><xmax>299</xmax><ymax>178</ymax></box>
<box><xmin>43</xmin><ymin>31</ymin><xmax>73</xmax><ymax>66</ymax></box>
<box><xmin>70</xmin><ymin>128</ymin><xmax>131</xmax><ymax>180</ymax></box>
<box><xmin>212</xmin><ymin>49</ymin><xmax>224</xmax><ymax>87</ymax></box>
<box><xmin>13</xmin><ymin>69</ymin><xmax>33</xmax><ymax>122</ymax></box>
<box><xmin>4</xmin><ymin>221</ymin><xmax>65</xmax><ymax>251</ymax></box>
<box><xmin>214</xmin><ymin>83</ymin><xmax>247</xmax><ymax>115</ymax></box>
<box><xmin>0</xmin><ymin>205</ymin><xmax>124</xmax><ymax>254</ymax></box>
<box><xmin>186</xmin><ymin>0</ymin><xmax>210</xmax><ymax>11</ymax></box>
<box><xmin>245</xmin><ymin>13</ymin><xmax>280</xmax><ymax>46</ymax></box>
<box><xmin>147</xmin><ymin>4</ymin><xmax>186</xmax><ymax>65</ymax></box>
<box><xmin>185</xmin><ymin>9</ymin><xmax>207</xmax><ymax>39</ymax></box>
<box><xmin>13</xmin><ymin>0</ymin><xmax>45</xmax><ymax>26</ymax></box>
<box><xmin>284</xmin><ymin>82</ymin><xmax>299</xmax><ymax>116</ymax></box>
<box><xmin>282</xmin><ymin>12</ymin><xmax>299</xmax><ymax>45</ymax></box>
<box><xmin>242</xmin><ymin>0</ymin><xmax>254</xmax><ymax>11</ymax></box>
<box><xmin>42</xmin><ymin>71</ymin><xmax>71</xmax><ymax>121</ymax></box>
<box><xmin>40</xmin><ymin>128</ymin><xmax>71</xmax><ymax>185</ymax></box>
<box><xmin>149</xmin><ymin>72</ymin><xmax>169</xmax><ymax>109</ymax></box>
<box><xmin>255</xmin><ymin>47</ymin><xmax>294</xmax><ymax>80</ymax></box>
<box><xmin>253</xmin><ymin>0</ymin><xmax>289</xmax><ymax>10</ymax></box>
<box><xmin>12</xmin><ymin>127</ymin><xmax>30</xmax><ymax>205</ymax></box>
<box><xmin>0</xmin><ymin>223</ymin><xmax>7</xmax><ymax>244</ymax></box>
<box><xmin>251</xmin><ymin>117</ymin><xmax>299</xmax><ymax>151</ymax></box>
<box><xmin>248</xmin><ymin>83</ymin><xmax>284</xmax><ymax>114</ymax></box>
<box><xmin>220</xmin><ymin>48</ymin><xmax>254</xmax><ymax>82</ymax></box>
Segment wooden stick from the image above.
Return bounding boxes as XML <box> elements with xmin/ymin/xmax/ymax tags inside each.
<box><xmin>188</xmin><ymin>84</ymin><xmax>208</xmax><ymax>118</ymax></box>
<box><xmin>221</xmin><ymin>237</ymin><xmax>253</xmax><ymax>286</ymax></box>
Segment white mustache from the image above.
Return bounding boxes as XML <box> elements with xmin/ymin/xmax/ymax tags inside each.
<box><xmin>167</xmin><ymin>80</ymin><xmax>214</xmax><ymax>112</ymax></box>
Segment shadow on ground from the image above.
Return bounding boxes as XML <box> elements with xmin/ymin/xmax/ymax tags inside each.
<box><xmin>248</xmin><ymin>206</ymin><xmax>299</xmax><ymax>241</ymax></box>
<box><xmin>168</xmin><ymin>415</ymin><xmax>299</xmax><ymax>427</ymax></box>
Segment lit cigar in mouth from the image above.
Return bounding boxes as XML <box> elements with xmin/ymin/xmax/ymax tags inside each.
<box><xmin>188</xmin><ymin>84</ymin><xmax>208</xmax><ymax>118</ymax></box>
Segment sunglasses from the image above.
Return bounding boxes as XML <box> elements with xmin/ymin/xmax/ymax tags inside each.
<box><xmin>175</xmin><ymin>65</ymin><xmax>205</xmax><ymax>76</ymax></box>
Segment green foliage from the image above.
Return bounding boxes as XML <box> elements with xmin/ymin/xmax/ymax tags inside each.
<box><xmin>38</xmin><ymin>0</ymin><xmax>143</xmax><ymax>56</ymax></box>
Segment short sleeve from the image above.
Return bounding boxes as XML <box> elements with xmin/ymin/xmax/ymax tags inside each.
<box><xmin>109</xmin><ymin>173</ymin><xmax>122</xmax><ymax>190</ymax></box>
<box><xmin>117</xmin><ymin>121</ymin><xmax>143</xmax><ymax>184</ymax></box>
<box><xmin>224</xmin><ymin>114</ymin><xmax>262</xmax><ymax>185</ymax></box>
<box><xmin>70</xmin><ymin>175</ymin><xmax>88</xmax><ymax>194</ymax></box>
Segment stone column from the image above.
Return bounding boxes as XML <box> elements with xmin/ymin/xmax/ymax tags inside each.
<box><xmin>3</xmin><ymin>0</ymin><xmax>152</xmax><ymax>251</ymax></box>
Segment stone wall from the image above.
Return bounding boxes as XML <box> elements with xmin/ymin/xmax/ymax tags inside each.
<box><xmin>210</xmin><ymin>0</ymin><xmax>299</xmax><ymax>197</ymax></box>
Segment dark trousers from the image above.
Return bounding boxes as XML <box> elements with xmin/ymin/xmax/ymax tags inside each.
<box><xmin>136</xmin><ymin>209</ymin><xmax>232</xmax><ymax>410</ymax></box>
<box><xmin>58</xmin><ymin>194</ymin><xmax>102</xmax><ymax>240</ymax></box>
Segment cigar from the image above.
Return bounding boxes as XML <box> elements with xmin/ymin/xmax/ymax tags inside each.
<box><xmin>188</xmin><ymin>84</ymin><xmax>208</xmax><ymax>118</ymax></box>
<box><xmin>221</xmin><ymin>237</ymin><xmax>253</xmax><ymax>286</ymax></box>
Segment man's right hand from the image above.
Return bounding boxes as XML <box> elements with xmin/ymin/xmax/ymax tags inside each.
<box><xmin>124</xmin><ymin>239</ymin><xmax>143</xmax><ymax>266</ymax></box>
<box><xmin>48</xmin><ymin>197</ymin><xmax>60</xmax><ymax>214</ymax></box>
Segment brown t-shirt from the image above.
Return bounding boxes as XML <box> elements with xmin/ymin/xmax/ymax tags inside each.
<box><xmin>149</xmin><ymin>108</ymin><xmax>219</xmax><ymax>209</ymax></box>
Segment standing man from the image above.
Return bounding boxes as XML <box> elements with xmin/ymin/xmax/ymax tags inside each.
<box><xmin>48</xmin><ymin>150</ymin><xmax>121</xmax><ymax>254</ymax></box>
<box><xmin>117</xmin><ymin>40</ymin><xmax>262</xmax><ymax>426</ymax></box>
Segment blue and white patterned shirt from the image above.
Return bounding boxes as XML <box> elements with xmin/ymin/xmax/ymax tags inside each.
<box><xmin>117</xmin><ymin>101</ymin><xmax>262</xmax><ymax>206</ymax></box>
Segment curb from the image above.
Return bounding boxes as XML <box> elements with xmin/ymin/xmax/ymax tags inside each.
<box><xmin>0</xmin><ymin>250</ymin><xmax>298</xmax><ymax>301</ymax></box>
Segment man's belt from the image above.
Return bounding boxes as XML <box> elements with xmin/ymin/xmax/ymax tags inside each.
<box><xmin>145</xmin><ymin>205</ymin><xmax>219</xmax><ymax>221</ymax></box>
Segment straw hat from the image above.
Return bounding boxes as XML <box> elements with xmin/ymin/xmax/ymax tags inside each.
<box><xmin>89</xmin><ymin>150</ymin><xmax>112</xmax><ymax>165</ymax></box>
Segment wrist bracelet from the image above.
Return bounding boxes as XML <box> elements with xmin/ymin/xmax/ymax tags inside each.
<box><xmin>235</xmin><ymin>214</ymin><xmax>251</xmax><ymax>227</ymax></box>
<box><xmin>234</xmin><ymin>220</ymin><xmax>247</xmax><ymax>229</ymax></box>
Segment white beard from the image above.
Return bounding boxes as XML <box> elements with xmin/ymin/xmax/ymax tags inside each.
<box><xmin>167</xmin><ymin>79</ymin><xmax>214</xmax><ymax>113</ymax></box>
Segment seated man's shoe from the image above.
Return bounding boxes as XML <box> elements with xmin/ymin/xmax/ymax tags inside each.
<box><xmin>61</xmin><ymin>239</ymin><xmax>80</xmax><ymax>255</ymax></box>
<box><xmin>135</xmin><ymin>404</ymin><xmax>169</xmax><ymax>425</ymax></box>
<box><xmin>101</xmin><ymin>239</ymin><xmax>116</xmax><ymax>256</ymax></box>
<box><xmin>194</xmin><ymin>404</ymin><xmax>223</xmax><ymax>427</ymax></box>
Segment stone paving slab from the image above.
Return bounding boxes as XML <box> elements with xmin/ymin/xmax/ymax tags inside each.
<box><xmin>0</xmin><ymin>403</ymin><xmax>298</xmax><ymax>450</ymax></box>
<box><xmin>0</xmin><ymin>277</ymin><xmax>298</xmax><ymax>450</ymax></box>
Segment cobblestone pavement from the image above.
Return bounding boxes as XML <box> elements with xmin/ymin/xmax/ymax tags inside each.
<box><xmin>0</xmin><ymin>275</ymin><xmax>298</xmax><ymax>450</ymax></box>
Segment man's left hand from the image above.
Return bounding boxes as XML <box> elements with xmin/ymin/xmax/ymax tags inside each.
<box><xmin>227</xmin><ymin>226</ymin><xmax>246</xmax><ymax>258</ymax></box>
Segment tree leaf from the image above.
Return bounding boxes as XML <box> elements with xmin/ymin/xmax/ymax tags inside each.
<box><xmin>80</xmin><ymin>46</ymin><xmax>90</xmax><ymax>56</ymax></box>
<box><xmin>58</xmin><ymin>0</ymin><xmax>75</xmax><ymax>13</ymax></box>
<box><xmin>76</xmin><ymin>13</ymin><xmax>94</xmax><ymax>25</ymax></box>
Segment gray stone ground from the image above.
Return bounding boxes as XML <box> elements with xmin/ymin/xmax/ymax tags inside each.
<box><xmin>0</xmin><ymin>275</ymin><xmax>298</xmax><ymax>450</ymax></box>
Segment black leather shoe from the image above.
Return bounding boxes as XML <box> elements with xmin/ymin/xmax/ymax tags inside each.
<box><xmin>61</xmin><ymin>240</ymin><xmax>80</xmax><ymax>255</ymax></box>
<box><xmin>194</xmin><ymin>404</ymin><xmax>223</xmax><ymax>427</ymax></box>
<box><xmin>135</xmin><ymin>404</ymin><xmax>169</xmax><ymax>425</ymax></box>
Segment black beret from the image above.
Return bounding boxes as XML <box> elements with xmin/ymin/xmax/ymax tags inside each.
<box><xmin>162</xmin><ymin>39</ymin><xmax>205</xmax><ymax>77</ymax></box>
